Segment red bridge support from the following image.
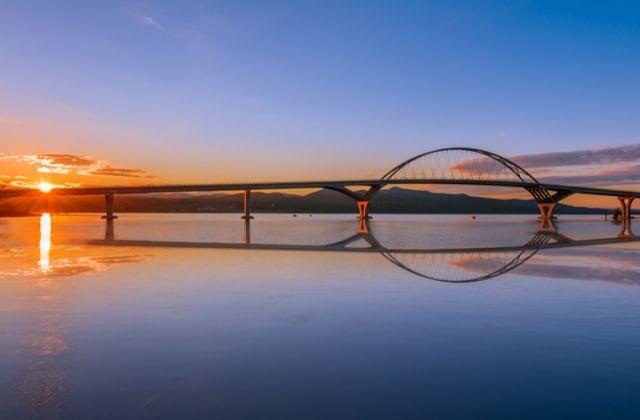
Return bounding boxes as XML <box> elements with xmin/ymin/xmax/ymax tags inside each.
<box><xmin>528</xmin><ymin>188</ymin><xmax>574</xmax><ymax>233</ymax></box>
<box><xmin>537</xmin><ymin>202</ymin><xmax>557</xmax><ymax>233</ymax></box>
<box><xmin>357</xmin><ymin>201</ymin><xmax>370</xmax><ymax>221</ymax></box>
<box><xmin>242</xmin><ymin>190</ymin><xmax>253</xmax><ymax>220</ymax></box>
<box><xmin>618</xmin><ymin>196</ymin><xmax>635</xmax><ymax>238</ymax></box>
<box><xmin>101</xmin><ymin>193</ymin><xmax>117</xmax><ymax>220</ymax></box>
<box><xmin>618</xmin><ymin>196</ymin><xmax>635</xmax><ymax>221</ymax></box>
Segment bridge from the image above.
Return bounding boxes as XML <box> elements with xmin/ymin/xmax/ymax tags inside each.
<box><xmin>91</xmin><ymin>219</ymin><xmax>639</xmax><ymax>283</ymax></box>
<box><xmin>2</xmin><ymin>147</ymin><xmax>638</xmax><ymax>234</ymax></box>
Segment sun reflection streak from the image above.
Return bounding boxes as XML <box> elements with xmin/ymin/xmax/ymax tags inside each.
<box><xmin>39</xmin><ymin>213</ymin><xmax>51</xmax><ymax>272</ymax></box>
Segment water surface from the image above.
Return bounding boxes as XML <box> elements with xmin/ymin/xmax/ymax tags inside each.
<box><xmin>1</xmin><ymin>214</ymin><xmax>639</xmax><ymax>419</ymax></box>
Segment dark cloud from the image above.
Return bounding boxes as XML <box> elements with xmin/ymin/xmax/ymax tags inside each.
<box><xmin>89</xmin><ymin>166</ymin><xmax>152</xmax><ymax>178</ymax></box>
<box><xmin>512</xmin><ymin>144</ymin><xmax>640</xmax><ymax>169</ymax></box>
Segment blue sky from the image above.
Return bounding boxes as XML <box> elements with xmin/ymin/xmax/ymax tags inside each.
<box><xmin>0</xmin><ymin>1</ymin><xmax>639</xmax><ymax>188</ymax></box>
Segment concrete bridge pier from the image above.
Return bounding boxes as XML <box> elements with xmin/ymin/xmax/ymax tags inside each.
<box><xmin>358</xmin><ymin>215</ymin><xmax>369</xmax><ymax>234</ymax></box>
<box><xmin>101</xmin><ymin>193</ymin><xmax>117</xmax><ymax>220</ymax></box>
<box><xmin>241</xmin><ymin>190</ymin><xmax>254</xmax><ymax>220</ymax></box>
<box><xmin>322</xmin><ymin>185</ymin><xmax>379</xmax><ymax>222</ymax></box>
<box><xmin>537</xmin><ymin>202</ymin><xmax>557</xmax><ymax>233</ymax></box>
<box><xmin>105</xmin><ymin>219</ymin><xmax>115</xmax><ymax>240</ymax></box>
<box><xmin>528</xmin><ymin>188</ymin><xmax>574</xmax><ymax>233</ymax></box>
<box><xmin>357</xmin><ymin>201</ymin><xmax>370</xmax><ymax>221</ymax></box>
<box><xmin>618</xmin><ymin>219</ymin><xmax>635</xmax><ymax>238</ymax></box>
<box><xmin>244</xmin><ymin>218</ymin><xmax>251</xmax><ymax>244</ymax></box>
<box><xmin>618</xmin><ymin>196</ymin><xmax>635</xmax><ymax>221</ymax></box>
<box><xmin>617</xmin><ymin>196</ymin><xmax>635</xmax><ymax>238</ymax></box>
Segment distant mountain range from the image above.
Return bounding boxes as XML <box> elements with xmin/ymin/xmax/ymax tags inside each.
<box><xmin>0</xmin><ymin>187</ymin><xmax>608</xmax><ymax>215</ymax></box>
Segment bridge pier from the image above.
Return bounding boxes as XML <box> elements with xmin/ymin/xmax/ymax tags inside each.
<box><xmin>537</xmin><ymin>202</ymin><xmax>557</xmax><ymax>233</ymax></box>
<box><xmin>617</xmin><ymin>196</ymin><xmax>635</xmax><ymax>222</ymax></box>
<box><xmin>617</xmin><ymin>197</ymin><xmax>635</xmax><ymax>238</ymax></box>
<box><xmin>101</xmin><ymin>193</ymin><xmax>117</xmax><ymax>220</ymax></box>
<box><xmin>105</xmin><ymin>219</ymin><xmax>115</xmax><ymax>240</ymax></box>
<box><xmin>618</xmin><ymin>219</ymin><xmax>635</xmax><ymax>238</ymax></box>
<box><xmin>244</xmin><ymin>218</ymin><xmax>251</xmax><ymax>244</ymax></box>
<box><xmin>323</xmin><ymin>186</ymin><xmax>378</xmax><ymax>222</ymax></box>
<box><xmin>241</xmin><ymin>190</ymin><xmax>253</xmax><ymax>220</ymax></box>
<box><xmin>358</xmin><ymin>216</ymin><xmax>369</xmax><ymax>234</ymax></box>
<box><xmin>357</xmin><ymin>200</ymin><xmax>370</xmax><ymax>221</ymax></box>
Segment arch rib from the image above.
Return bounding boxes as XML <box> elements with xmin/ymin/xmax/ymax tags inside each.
<box><xmin>382</xmin><ymin>147</ymin><xmax>557</xmax><ymax>204</ymax></box>
<box><xmin>381</xmin><ymin>147</ymin><xmax>540</xmax><ymax>184</ymax></box>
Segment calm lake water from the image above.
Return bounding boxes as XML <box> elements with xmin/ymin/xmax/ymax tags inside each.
<box><xmin>1</xmin><ymin>213</ymin><xmax>639</xmax><ymax>419</ymax></box>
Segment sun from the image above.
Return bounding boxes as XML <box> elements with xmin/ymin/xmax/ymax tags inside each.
<box><xmin>38</xmin><ymin>182</ymin><xmax>54</xmax><ymax>193</ymax></box>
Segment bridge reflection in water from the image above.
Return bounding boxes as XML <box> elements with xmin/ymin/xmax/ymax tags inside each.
<box><xmin>95</xmin><ymin>219</ymin><xmax>638</xmax><ymax>283</ymax></box>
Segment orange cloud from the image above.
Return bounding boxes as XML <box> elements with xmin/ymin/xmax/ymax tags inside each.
<box><xmin>1</xmin><ymin>153</ymin><xmax>154</xmax><ymax>179</ymax></box>
<box><xmin>0</xmin><ymin>153</ymin><xmax>156</xmax><ymax>190</ymax></box>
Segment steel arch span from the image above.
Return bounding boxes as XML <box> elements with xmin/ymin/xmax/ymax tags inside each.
<box><xmin>381</xmin><ymin>147</ymin><xmax>540</xmax><ymax>185</ymax></box>
<box><xmin>323</xmin><ymin>147</ymin><xmax>560</xmax><ymax>222</ymax></box>
<box><xmin>376</xmin><ymin>147</ymin><xmax>577</xmax><ymax>228</ymax></box>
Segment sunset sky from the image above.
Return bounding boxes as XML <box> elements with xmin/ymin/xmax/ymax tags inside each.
<box><xmin>1</xmin><ymin>1</ymin><xmax>639</xmax><ymax>206</ymax></box>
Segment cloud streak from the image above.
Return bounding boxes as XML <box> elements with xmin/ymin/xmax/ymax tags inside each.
<box><xmin>510</xmin><ymin>144</ymin><xmax>640</xmax><ymax>187</ymax></box>
<box><xmin>512</xmin><ymin>145</ymin><xmax>640</xmax><ymax>169</ymax></box>
<box><xmin>130</xmin><ymin>11</ymin><xmax>164</xmax><ymax>31</ymax></box>
<box><xmin>451</xmin><ymin>144</ymin><xmax>640</xmax><ymax>188</ymax></box>
<box><xmin>136</xmin><ymin>15</ymin><xmax>163</xmax><ymax>30</ymax></box>
<box><xmin>0</xmin><ymin>153</ymin><xmax>154</xmax><ymax>185</ymax></box>
<box><xmin>87</xmin><ymin>166</ymin><xmax>149</xmax><ymax>178</ymax></box>
<box><xmin>530</xmin><ymin>164</ymin><xmax>640</xmax><ymax>185</ymax></box>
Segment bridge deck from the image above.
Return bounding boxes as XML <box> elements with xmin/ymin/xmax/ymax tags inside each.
<box><xmin>1</xmin><ymin>179</ymin><xmax>639</xmax><ymax>198</ymax></box>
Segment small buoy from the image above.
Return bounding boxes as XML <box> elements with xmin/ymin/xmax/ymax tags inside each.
<box><xmin>292</xmin><ymin>214</ymin><xmax>298</xmax><ymax>218</ymax></box>
<box><xmin>470</xmin><ymin>215</ymin><xmax>476</xmax><ymax>220</ymax></box>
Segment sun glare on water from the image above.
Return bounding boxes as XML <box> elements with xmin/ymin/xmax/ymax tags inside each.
<box><xmin>39</xmin><ymin>213</ymin><xmax>51</xmax><ymax>272</ymax></box>
<box><xmin>38</xmin><ymin>182</ymin><xmax>54</xmax><ymax>193</ymax></box>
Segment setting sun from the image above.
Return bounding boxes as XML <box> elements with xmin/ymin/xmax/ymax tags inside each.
<box><xmin>38</xmin><ymin>182</ymin><xmax>53</xmax><ymax>193</ymax></box>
